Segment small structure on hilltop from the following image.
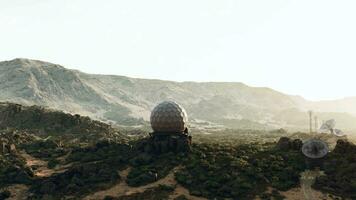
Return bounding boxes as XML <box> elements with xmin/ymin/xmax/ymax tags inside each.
<box><xmin>143</xmin><ymin>101</ymin><xmax>192</xmax><ymax>154</ymax></box>
<box><xmin>319</xmin><ymin>119</ymin><xmax>346</xmax><ymax>137</ymax></box>
<box><xmin>302</xmin><ymin>139</ymin><xmax>329</xmax><ymax>169</ymax></box>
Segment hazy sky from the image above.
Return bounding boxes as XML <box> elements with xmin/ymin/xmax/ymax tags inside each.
<box><xmin>1</xmin><ymin>0</ymin><xmax>356</xmax><ymax>101</ymax></box>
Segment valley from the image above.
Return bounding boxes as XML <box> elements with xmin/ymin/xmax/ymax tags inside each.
<box><xmin>2</xmin><ymin>58</ymin><xmax>356</xmax><ymax>131</ymax></box>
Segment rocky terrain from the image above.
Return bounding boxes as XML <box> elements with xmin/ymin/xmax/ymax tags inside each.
<box><xmin>0</xmin><ymin>102</ymin><xmax>355</xmax><ymax>199</ymax></box>
<box><xmin>2</xmin><ymin>58</ymin><xmax>356</xmax><ymax>131</ymax></box>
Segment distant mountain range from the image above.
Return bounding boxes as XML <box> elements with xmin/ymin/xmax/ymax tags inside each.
<box><xmin>1</xmin><ymin>58</ymin><xmax>356</xmax><ymax>131</ymax></box>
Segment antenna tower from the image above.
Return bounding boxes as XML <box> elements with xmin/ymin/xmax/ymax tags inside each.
<box><xmin>308</xmin><ymin>110</ymin><xmax>313</xmax><ymax>134</ymax></box>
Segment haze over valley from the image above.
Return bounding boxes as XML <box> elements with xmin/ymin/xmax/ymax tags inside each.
<box><xmin>1</xmin><ymin>58</ymin><xmax>356</xmax><ymax>132</ymax></box>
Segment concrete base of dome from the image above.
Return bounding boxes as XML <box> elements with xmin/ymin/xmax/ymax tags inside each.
<box><xmin>305</xmin><ymin>157</ymin><xmax>325</xmax><ymax>170</ymax></box>
<box><xmin>141</xmin><ymin>132</ymin><xmax>192</xmax><ymax>154</ymax></box>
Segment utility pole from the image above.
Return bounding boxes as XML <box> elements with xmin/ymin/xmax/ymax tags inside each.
<box><xmin>308</xmin><ymin>110</ymin><xmax>313</xmax><ymax>134</ymax></box>
<box><xmin>314</xmin><ymin>116</ymin><xmax>318</xmax><ymax>133</ymax></box>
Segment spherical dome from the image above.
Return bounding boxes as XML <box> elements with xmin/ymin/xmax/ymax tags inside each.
<box><xmin>150</xmin><ymin>101</ymin><xmax>188</xmax><ymax>133</ymax></box>
<box><xmin>302</xmin><ymin>139</ymin><xmax>329</xmax><ymax>159</ymax></box>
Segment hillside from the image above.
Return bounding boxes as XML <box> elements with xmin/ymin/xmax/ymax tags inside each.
<box><xmin>1</xmin><ymin>58</ymin><xmax>356</xmax><ymax>131</ymax></box>
<box><xmin>0</xmin><ymin>102</ymin><xmax>354</xmax><ymax>199</ymax></box>
<box><xmin>0</xmin><ymin>102</ymin><xmax>126</xmax><ymax>144</ymax></box>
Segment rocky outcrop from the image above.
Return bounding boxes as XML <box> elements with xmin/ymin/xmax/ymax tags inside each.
<box><xmin>276</xmin><ymin>137</ymin><xmax>303</xmax><ymax>151</ymax></box>
<box><xmin>313</xmin><ymin>139</ymin><xmax>356</xmax><ymax>198</ymax></box>
<box><xmin>0</xmin><ymin>102</ymin><xmax>112</xmax><ymax>135</ymax></box>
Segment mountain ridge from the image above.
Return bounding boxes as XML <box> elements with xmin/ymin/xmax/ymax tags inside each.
<box><xmin>1</xmin><ymin>58</ymin><xmax>356</xmax><ymax>130</ymax></box>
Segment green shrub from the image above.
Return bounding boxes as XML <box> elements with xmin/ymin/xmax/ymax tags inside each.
<box><xmin>0</xmin><ymin>190</ymin><xmax>11</xmax><ymax>200</ymax></box>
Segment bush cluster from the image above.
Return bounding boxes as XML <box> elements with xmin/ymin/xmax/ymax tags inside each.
<box><xmin>175</xmin><ymin>142</ymin><xmax>305</xmax><ymax>199</ymax></box>
<box><xmin>313</xmin><ymin>139</ymin><xmax>356</xmax><ymax>199</ymax></box>
<box><xmin>127</xmin><ymin>152</ymin><xmax>184</xmax><ymax>187</ymax></box>
<box><xmin>0</xmin><ymin>154</ymin><xmax>33</xmax><ymax>187</ymax></box>
<box><xmin>30</xmin><ymin>162</ymin><xmax>119</xmax><ymax>198</ymax></box>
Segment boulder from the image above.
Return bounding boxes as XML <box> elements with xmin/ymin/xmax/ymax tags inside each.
<box><xmin>276</xmin><ymin>137</ymin><xmax>291</xmax><ymax>151</ymax></box>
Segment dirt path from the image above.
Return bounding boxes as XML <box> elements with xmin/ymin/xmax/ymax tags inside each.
<box><xmin>21</xmin><ymin>151</ymin><xmax>69</xmax><ymax>177</ymax></box>
<box><xmin>83</xmin><ymin>167</ymin><xmax>206</xmax><ymax>200</ymax></box>
<box><xmin>279</xmin><ymin>170</ymin><xmax>342</xmax><ymax>200</ymax></box>
<box><xmin>255</xmin><ymin>186</ymin><xmax>329</xmax><ymax>200</ymax></box>
<box><xmin>21</xmin><ymin>151</ymin><xmax>54</xmax><ymax>177</ymax></box>
<box><xmin>168</xmin><ymin>184</ymin><xmax>206</xmax><ymax>200</ymax></box>
<box><xmin>280</xmin><ymin>187</ymin><xmax>329</xmax><ymax>200</ymax></box>
<box><xmin>300</xmin><ymin>170</ymin><xmax>319</xmax><ymax>200</ymax></box>
<box><xmin>255</xmin><ymin>170</ymin><xmax>341</xmax><ymax>200</ymax></box>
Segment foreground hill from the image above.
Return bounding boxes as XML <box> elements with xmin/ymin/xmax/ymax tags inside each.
<box><xmin>0</xmin><ymin>102</ymin><xmax>354</xmax><ymax>199</ymax></box>
<box><xmin>1</xmin><ymin>58</ymin><xmax>356</xmax><ymax>130</ymax></box>
<box><xmin>0</xmin><ymin>102</ymin><xmax>125</xmax><ymax>144</ymax></box>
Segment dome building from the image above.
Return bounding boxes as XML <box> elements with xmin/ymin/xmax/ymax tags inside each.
<box><xmin>150</xmin><ymin>101</ymin><xmax>188</xmax><ymax>133</ymax></box>
<box><xmin>143</xmin><ymin>101</ymin><xmax>192</xmax><ymax>153</ymax></box>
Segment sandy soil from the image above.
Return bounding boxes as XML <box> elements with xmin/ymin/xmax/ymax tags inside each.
<box><xmin>21</xmin><ymin>151</ymin><xmax>70</xmax><ymax>177</ymax></box>
<box><xmin>281</xmin><ymin>187</ymin><xmax>331</xmax><ymax>200</ymax></box>
<box><xmin>21</xmin><ymin>151</ymin><xmax>55</xmax><ymax>177</ymax></box>
<box><xmin>168</xmin><ymin>184</ymin><xmax>206</xmax><ymax>200</ymax></box>
<box><xmin>2</xmin><ymin>184</ymin><xmax>29</xmax><ymax>200</ymax></box>
<box><xmin>255</xmin><ymin>170</ymin><xmax>344</xmax><ymax>200</ymax></box>
<box><xmin>83</xmin><ymin>166</ymin><xmax>207</xmax><ymax>200</ymax></box>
